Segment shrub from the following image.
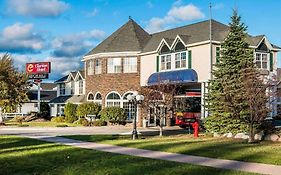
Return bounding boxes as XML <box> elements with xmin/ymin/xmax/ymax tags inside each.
<box><xmin>64</xmin><ymin>103</ymin><xmax>78</xmax><ymax>123</ymax></box>
<box><xmin>51</xmin><ymin>116</ymin><xmax>65</xmax><ymax>123</ymax></box>
<box><xmin>99</xmin><ymin>107</ymin><xmax>126</xmax><ymax>124</ymax></box>
<box><xmin>92</xmin><ymin>120</ymin><xmax>107</xmax><ymax>126</ymax></box>
<box><xmin>76</xmin><ymin>102</ymin><xmax>101</xmax><ymax>118</ymax></box>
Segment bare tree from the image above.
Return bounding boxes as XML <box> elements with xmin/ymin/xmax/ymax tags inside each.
<box><xmin>141</xmin><ymin>83</ymin><xmax>177</xmax><ymax>136</ymax></box>
<box><xmin>236</xmin><ymin>67</ymin><xmax>278</xmax><ymax>143</ymax></box>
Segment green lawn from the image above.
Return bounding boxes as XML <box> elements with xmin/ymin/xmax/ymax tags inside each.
<box><xmin>0</xmin><ymin>135</ymin><xmax>255</xmax><ymax>175</ymax></box>
<box><xmin>64</xmin><ymin>134</ymin><xmax>281</xmax><ymax>165</ymax></box>
<box><xmin>4</xmin><ymin>121</ymin><xmax>80</xmax><ymax>127</ymax></box>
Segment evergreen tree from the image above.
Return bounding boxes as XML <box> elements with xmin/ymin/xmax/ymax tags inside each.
<box><xmin>205</xmin><ymin>10</ymin><xmax>253</xmax><ymax>134</ymax></box>
<box><xmin>0</xmin><ymin>54</ymin><xmax>30</xmax><ymax>123</ymax></box>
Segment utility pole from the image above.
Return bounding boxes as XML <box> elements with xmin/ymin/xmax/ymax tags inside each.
<box><xmin>209</xmin><ymin>2</ymin><xmax>213</xmax><ymax>80</ymax></box>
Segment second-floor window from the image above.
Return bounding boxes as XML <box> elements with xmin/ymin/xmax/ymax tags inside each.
<box><xmin>70</xmin><ymin>81</ymin><xmax>74</xmax><ymax>94</ymax></box>
<box><xmin>87</xmin><ymin>60</ymin><xmax>94</xmax><ymax>75</ymax></box>
<box><xmin>59</xmin><ymin>83</ymin><xmax>65</xmax><ymax>95</ymax></box>
<box><xmin>107</xmin><ymin>58</ymin><xmax>121</xmax><ymax>73</ymax></box>
<box><xmin>175</xmin><ymin>52</ymin><xmax>186</xmax><ymax>68</ymax></box>
<box><xmin>79</xmin><ymin>80</ymin><xmax>83</xmax><ymax>94</ymax></box>
<box><xmin>95</xmin><ymin>59</ymin><xmax>102</xmax><ymax>74</ymax></box>
<box><xmin>123</xmin><ymin>57</ymin><xmax>137</xmax><ymax>73</ymax></box>
<box><xmin>160</xmin><ymin>55</ymin><xmax>171</xmax><ymax>70</ymax></box>
<box><xmin>255</xmin><ymin>52</ymin><xmax>268</xmax><ymax>69</ymax></box>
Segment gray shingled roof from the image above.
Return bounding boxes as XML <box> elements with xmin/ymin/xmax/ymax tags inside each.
<box><xmin>86</xmin><ymin>19</ymin><xmax>280</xmax><ymax>55</ymax></box>
<box><xmin>143</xmin><ymin>20</ymin><xmax>229</xmax><ymax>52</ymax></box>
<box><xmin>86</xmin><ymin>19</ymin><xmax>151</xmax><ymax>55</ymax></box>
<box><xmin>49</xmin><ymin>95</ymin><xmax>85</xmax><ymax>104</ymax></box>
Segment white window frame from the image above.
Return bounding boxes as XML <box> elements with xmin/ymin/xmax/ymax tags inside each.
<box><xmin>87</xmin><ymin>60</ymin><xmax>94</xmax><ymax>75</ymax></box>
<box><xmin>94</xmin><ymin>92</ymin><xmax>102</xmax><ymax>105</ymax></box>
<box><xmin>87</xmin><ymin>92</ymin><xmax>95</xmax><ymax>101</ymax></box>
<box><xmin>107</xmin><ymin>58</ymin><xmax>122</xmax><ymax>73</ymax></box>
<box><xmin>106</xmin><ymin>91</ymin><xmax>121</xmax><ymax>107</ymax></box>
<box><xmin>255</xmin><ymin>52</ymin><xmax>268</xmax><ymax>70</ymax></box>
<box><xmin>59</xmin><ymin>83</ymin><xmax>65</xmax><ymax>95</ymax></box>
<box><xmin>95</xmin><ymin>59</ymin><xmax>102</xmax><ymax>74</ymax></box>
<box><xmin>123</xmin><ymin>57</ymin><xmax>137</xmax><ymax>73</ymax></box>
<box><xmin>175</xmin><ymin>52</ymin><xmax>186</xmax><ymax>69</ymax></box>
<box><xmin>160</xmin><ymin>54</ymin><xmax>171</xmax><ymax>71</ymax></box>
<box><xmin>70</xmin><ymin>81</ymin><xmax>75</xmax><ymax>95</ymax></box>
<box><xmin>78</xmin><ymin>80</ymin><xmax>83</xmax><ymax>95</ymax></box>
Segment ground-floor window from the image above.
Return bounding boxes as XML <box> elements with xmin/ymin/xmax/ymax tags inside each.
<box><xmin>106</xmin><ymin>92</ymin><xmax>121</xmax><ymax>107</ymax></box>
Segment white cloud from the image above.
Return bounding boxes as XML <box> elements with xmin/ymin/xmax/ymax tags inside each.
<box><xmin>145</xmin><ymin>4</ymin><xmax>205</xmax><ymax>33</ymax></box>
<box><xmin>0</xmin><ymin>23</ymin><xmax>47</xmax><ymax>53</ymax></box>
<box><xmin>86</xmin><ymin>8</ymin><xmax>99</xmax><ymax>17</ymax></box>
<box><xmin>7</xmin><ymin>0</ymin><xmax>70</xmax><ymax>17</ymax></box>
<box><xmin>52</xmin><ymin>29</ymin><xmax>106</xmax><ymax>58</ymax></box>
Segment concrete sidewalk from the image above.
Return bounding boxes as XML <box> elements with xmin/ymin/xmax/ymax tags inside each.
<box><xmin>27</xmin><ymin>135</ymin><xmax>281</xmax><ymax>175</ymax></box>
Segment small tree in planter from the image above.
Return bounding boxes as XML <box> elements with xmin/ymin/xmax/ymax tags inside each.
<box><xmin>99</xmin><ymin>107</ymin><xmax>126</xmax><ymax>125</ymax></box>
<box><xmin>64</xmin><ymin>103</ymin><xmax>78</xmax><ymax>123</ymax></box>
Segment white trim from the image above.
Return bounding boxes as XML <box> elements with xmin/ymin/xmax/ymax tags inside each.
<box><xmin>105</xmin><ymin>91</ymin><xmax>122</xmax><ymax>107</ymax></box>
<box><xmin>66</xmin><ymin>73</ymin><xmax>75</xmax><ymax>82</ymax></box>
<box><xmin>87</xmin><ymin>92</ymin><xmax>95</xmax><ymax>101</ymax></box>
<box><xmin>170</xmin><ymin>35</ymin><xmax>187</xmax><ymax>50</ymax></box>
<box><xmin>156</xmin><ymin>38</ymin><xmax>172</xmax><ymax>53</ymax></box>
<box><xmin>83</xmin><ymin>51</ymin><xmax>140</xmax><ymax>61</ymax></box>
<box><xmin>74</xmin><ymin>71</ymin><xmax>85</xmax><ymax>81</ymax></box>
<box><xmin>256</xmin><ymin>36</ymin><xmax>273</xmax><ymax>51</ymax></box>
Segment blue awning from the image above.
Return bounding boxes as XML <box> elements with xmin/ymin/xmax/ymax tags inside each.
<box><xmin>147</xmin><ymin>69</ymin><xmax>198</xmax><ymax>86</ymax></box>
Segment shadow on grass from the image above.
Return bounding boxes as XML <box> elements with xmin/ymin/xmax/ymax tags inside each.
<box><xmin>0</xmin><ymin>136</ymin><xmax>252</xmax><ymax>175</ymax></box>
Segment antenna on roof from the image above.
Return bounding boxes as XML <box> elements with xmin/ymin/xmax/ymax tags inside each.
<box><xmin>209</xmin><ymin>2</ymin><xmax>213</xmax><ymax>80</ymax></box>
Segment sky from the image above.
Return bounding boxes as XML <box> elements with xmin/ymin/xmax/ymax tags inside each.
<box><xmin>0</xmin><ymin>0</ymin><xmax>280</xmax><ymax>81</ymax></box>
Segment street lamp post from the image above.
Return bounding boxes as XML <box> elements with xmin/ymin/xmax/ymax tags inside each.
<box><xmin>127</xmin><ymin>91</ymin><xmax>144</xmax><ymax>140</ymax></box>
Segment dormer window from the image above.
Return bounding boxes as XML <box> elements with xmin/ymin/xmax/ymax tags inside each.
<box><xmin>174</xmin><ymin>41</ymin><xmax>186</xmax><ymax>52</ymax></box>
<box><xmin>59</xmin><ymin>83</ymin><xmax>65</xmax><ymax>95</ymax></box>
<box><xmin>255</xmin><ymin>52</ymin><xmax>268</xmax><ymax>69</ymax></box>
<box><xmin>70</xmin><ymin>81</ymin><xmax>75</xmax><ymax>94</ymax></box>
<box><xmin>160</xmin><ymin>44</ymin><xmax>170</xmax><ymax>54</ymax></box>
<box><xmin>160</xmin><ymin>54</ymin><xmax>171</xmax><ymax>70</ymax></box>
<box><xmin>78</xmin><ymin>80</ymin><xmax>83</xmax><ymax>94</ymax></box>
<box><xmin>175</xmin><ymin>52</ymin><xmax>186</xmax><ymax>68</ymax></box>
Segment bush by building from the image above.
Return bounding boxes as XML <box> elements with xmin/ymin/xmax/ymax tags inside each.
<box><xmin>64</xmin><ymin>103</ymin><xmax>78</xmax><ymax>123</ymax></box>
<box><xmin>99</xmin><ymin>107</ymin><xmax>126</xmax><ymax>124</ymax></box>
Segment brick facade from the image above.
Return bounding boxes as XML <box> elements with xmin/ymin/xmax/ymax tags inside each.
<box><xmin>85</xmin><ymin>56</ymin><xmax>141</xmax><ymax>104</ymax></box>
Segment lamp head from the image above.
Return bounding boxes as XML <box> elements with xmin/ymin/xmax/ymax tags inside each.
<box><xmin>127</xmin><ymin>94</ymin><xmax>133</xmax><ymax>101</ymax></box>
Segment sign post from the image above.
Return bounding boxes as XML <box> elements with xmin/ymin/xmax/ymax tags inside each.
<box><xmin>26</xmin><ymin>62</ymin><xmax>51</xmax><ymax>113</ymax></box>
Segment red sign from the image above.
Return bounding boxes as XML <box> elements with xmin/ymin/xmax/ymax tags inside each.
<box><xmin>26</xmin><ymin>62</ymin><xmax>51</xmax><ymax>74</ymax></box>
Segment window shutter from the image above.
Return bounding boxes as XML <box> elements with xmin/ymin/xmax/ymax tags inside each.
<box><xmin>270</xmin><ymin>52</ymin><xmax>273</xmax><ymax>72</ymax></box>
<box><xmin>188</xmin><ymin>50</ymin><xmax>192</xmax><ymax>69</ymax></box>
<box><xmin>216</xmin><ymin>47</ymin><xmax>220</xmax><ymax>63</ymax></box>
<box><xmin>156</xmin><ymin>56</ymin><xmax>159</xmax><ymax>72</ymax></box>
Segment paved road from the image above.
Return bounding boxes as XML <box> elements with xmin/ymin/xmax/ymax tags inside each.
<box><xmin>0</xmin><ymin>125</ymin><xmax>186</xmax><ymax>136</ymax></box>
<box><xmin>26</xmin><ymin>135</ymin><xmax>281</xmax><ymax>175</ymax></box>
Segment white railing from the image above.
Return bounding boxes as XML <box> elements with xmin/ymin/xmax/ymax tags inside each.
<box><xmin>2</xmin><ymin>113</ymin><xmax>25</xmax><ymax>120</ymax></box>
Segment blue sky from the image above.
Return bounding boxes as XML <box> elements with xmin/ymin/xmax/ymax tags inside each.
<box><xmin>0</xmin><ymin>0</ymin><xmax>280</xmax><ymax>81</ymax></box>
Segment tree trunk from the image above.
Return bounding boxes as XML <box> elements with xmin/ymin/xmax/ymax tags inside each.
<box><xmin>159</xmin><ymin>117</ymin><xmax>163</xmax><ymax>136</ymax></box>
<box><xmin>248</xmin><ymin>124</ymin><xmax>255</xmax><ymax>143</ymax></box>
<box><xmin>0</xmin><ymin>107</ymin><xmax>3</xmax><ymax>124</ymax></box>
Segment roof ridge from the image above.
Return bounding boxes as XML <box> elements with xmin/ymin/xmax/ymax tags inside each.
<box><xmin>151</xmin><ymin>19</ymin><xmax>226</xmax><ymax>35</ymax></box>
